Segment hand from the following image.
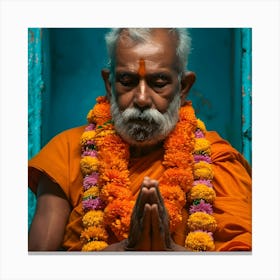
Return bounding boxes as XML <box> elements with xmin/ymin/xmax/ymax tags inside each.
<box><xmin>102</xmin><ymin>176</ymin><xmax>187</xmax><ymax>251</ymax></box>
<box><xmin>125</xmin><ymin>177</ymin><xmax>173</xmax><ymax>251</ymax></box>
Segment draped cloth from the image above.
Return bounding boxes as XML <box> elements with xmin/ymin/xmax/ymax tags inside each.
<box><xmin>28</xmin><ymin>125</ymin><xmax>252</xmax><ymax>251</ymax></box>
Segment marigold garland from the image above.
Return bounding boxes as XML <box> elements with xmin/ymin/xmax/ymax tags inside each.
<box><xmin>79</xmin><ymin>96</ymin><xmax>216</xmax><ymax>251</ymax></box>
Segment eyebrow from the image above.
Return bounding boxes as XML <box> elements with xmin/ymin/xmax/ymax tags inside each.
<box><xmin>116</xmin><ymin>70</ymin><xmax>172</xmax><ymax>77</ymax></box>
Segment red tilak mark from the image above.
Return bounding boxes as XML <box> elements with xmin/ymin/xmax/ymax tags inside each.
<box><xmin>138</xmin><ymin>59</ymin><xmax>146</xmax><ymax>77</ymax></box>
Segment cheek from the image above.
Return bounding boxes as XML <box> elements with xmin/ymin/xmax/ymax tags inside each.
<box><xmin>152</xmin><ymin>95</ymin><xmax>173</xmax><ymax>113</ymax></box>
<box><xmin>115</xmin><ymin>94</ymin><xmax>133</xmax><ymax>111</ymax></box>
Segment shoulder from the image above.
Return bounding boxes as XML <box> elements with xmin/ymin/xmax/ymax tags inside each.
<box><xmin>205</xmin><ymin>131</ymin><xmax>251</xmax><ymax>173</ymax></box>
<box><xmin>28</xmin><ymin>125</ymin><xmax>87</xmax><ymax>191</ymax></box>
<box><xmin>50</xmin><ymin>125</ymin><xmax>87</xmax><ymax>143</ymax></box>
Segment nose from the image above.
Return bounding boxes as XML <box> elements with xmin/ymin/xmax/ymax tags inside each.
<box><xmin>133</xmin><ymin>79</ymin><xmax>152</xmax><ymax>110</ymax></box>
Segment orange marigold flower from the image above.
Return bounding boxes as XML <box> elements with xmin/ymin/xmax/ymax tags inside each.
<box><xmin>164</xmin><ymin>201</ymin><xmax>183</xmax><ymax>232</ymax></box>
<box><xmin>164</xmin><ymin>133</ymin><xmax>186</xmax><ymax>150</ymax></box>
<box><xmin>87</xmin><ymin>101</ymin><xmax>111</xmax><ymax>126</ymax></box>
<box><xmin>194</xmin><ymin>161</ymin><xmax>214</xmax><ymax>180</ymax></box>
<box><xmin>160</xmin><ymin>168</ymin><xmax>194</xmax><ymax>192</ymax></box>
<box><xmin>99</xmin><ymin>169</ymin><xmax>130</xmax><ymax>186</ymax></box>
<box><xmin>81</xmin><ymin>240</ymin><xmax>108</xmax><ymax>251</ymax></box>
<box><xmin>100</xmin><ymin>183</ymin><xmax>133</xmax><ymax>203</ymax></box>
<box><xmin>159</xmin><ymin>184</ymin><xmax>186</xmax><ymax>208</ymax></box>
<box><xmin>99</xmin><ymin>157</ymin><xmax>128</xmax><ymax>172</ymax></box>
<box><xmin>194</xmin><ymin>138</ymin><xmax>211</xmax><ymax>155</ymax></box>
<box><xmin>188</xmin><ymin>184</ymin><xmax>216</xmax><ymax>204</ymax></box>
<box><xmin>187</xmin><ymin>212</ymin><xmax>217</xmax><ymax>232</ymax></box>
<box><xmin>96</xmin><ymin>96</ymin><xmax>108</xmax><ymax>104</ymax></box>
<box><xmin>179</xmin><ymin>105</ymin><xmax>197</xmax><ymax>125</ymax></box>
<box><xmin>185</xmin><ymin>231</ymin><xmax>215</xmax><ymax>251</ymax></box>
<box><xmin>80</xmin><ymin>156</ymin><xmax>99</xmax><ymax>176</ymax></box>
<box><xmin>80</xmin><ymin>226</ymin><xmax>109</xmax><ymax>243</ymax></box>
<box><xmin>82</xmin><ymin>210</ymin><xmax>104</xmax><ymax>228</ymax></box>
<box><xmin>163</xmin><ymin>150</ymin><xmax>194</xmax><ymax>169</ymax></box>
<box><xmin>104</xmin><ymin>199</ymin><xmax>134</xmax><ymax>240</ymax></box>
<box><xmin>97</xmin><ymin>134</ymin><xmax>129</xmax><ymax>158</ymax></box>
<box><xmin>164</xmin><ymin>124</ymin><xmax>195</xmax><ymax>151</ymax></box>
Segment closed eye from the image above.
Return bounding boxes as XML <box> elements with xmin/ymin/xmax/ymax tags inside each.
<box><xmin>149</xmin><ymin>73</ymin><xmax>170</xmax><ymax>88</ymax></box>
<box><xmin>116</xmin><ymin>72</ymin><xmax>138</xmax><ymax>87</ymax></box>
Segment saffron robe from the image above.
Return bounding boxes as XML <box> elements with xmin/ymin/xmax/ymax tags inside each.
<box><xmin>28</xmin><ymin>125</ymin><xmax>252</xmax><ymax>251</ymax></box>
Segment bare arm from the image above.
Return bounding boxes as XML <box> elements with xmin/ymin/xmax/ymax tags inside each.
<box><xmin>28</xmin><ymin>174</ymin><xmax>71</xmax><ymax>251</ymax></box>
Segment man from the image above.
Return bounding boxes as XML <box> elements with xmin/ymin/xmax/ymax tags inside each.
<box><xmin>28</xmin><ymin>28</ymin><xmax>252</xmax><ymax>251</ymax></box>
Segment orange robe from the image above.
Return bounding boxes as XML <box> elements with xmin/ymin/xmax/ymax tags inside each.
<box><xmin>28</xmin><ymin>125</ymin><xmax>252</xmax><ymax>251</ymax></box>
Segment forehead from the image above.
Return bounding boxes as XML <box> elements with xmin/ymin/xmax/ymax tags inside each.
<box><xmin>115</xmin><ymin>29</ymin><xmax>179</xmax><ymax>71</ymax></box>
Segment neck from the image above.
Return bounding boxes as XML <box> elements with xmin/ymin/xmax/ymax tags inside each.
<box><xmin>129</xmin><ymin>142</ymin><xmax>163</xmax><ymax>158</ymax></box>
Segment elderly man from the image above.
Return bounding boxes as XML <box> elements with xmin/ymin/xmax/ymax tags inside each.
<box><xmin>28</xmin><ymin>28</ymin><xmax>252</xmax><ymax>251</ymax></box>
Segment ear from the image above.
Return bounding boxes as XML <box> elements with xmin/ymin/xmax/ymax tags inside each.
<box><xmin>101</xmin><ymin>69</ymin><xmax>112</xmax><ymax>99</ymax></box>
<box><xmin>179</xmin><ymin>71</ymin><xmax>196</xmax><ymax>105</ymax></box>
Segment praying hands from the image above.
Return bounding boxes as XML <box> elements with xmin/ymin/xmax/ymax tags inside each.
<box><xmin>103</xmin><ymin>177</ymin><xmax>186</xmax><ymax>251</ymax></box>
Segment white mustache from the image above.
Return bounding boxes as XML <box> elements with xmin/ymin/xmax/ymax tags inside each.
<box><xmin>121</xmin><ymin>107</ymin><xmax>165</xmax><ymax>124</ymax></box>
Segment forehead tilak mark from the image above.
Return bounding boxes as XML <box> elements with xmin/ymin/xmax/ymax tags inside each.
<box><xmin>138</xmin><ymin>58</ymin><xmax>146</xmax><ymax>77</ymax></box>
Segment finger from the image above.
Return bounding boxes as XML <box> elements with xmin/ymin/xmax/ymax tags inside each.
<box><xmin>146</xmin><ymin>186</ymin><xmax>166</xmax><ymax>219</ymax></box>
<box><xmin>143</xmin><ymin>177</ymin><xmax>159</xmax><ymax>190</ymax></box>
<box><xmin>150</xmin><ymin>204</ymin><xmax>165</xmax><ymax>250</ymax></box>
<box><xmin>133</xmin><ymin>187</ymin><xmax>149</xmax><ymax>220</ymax></box>
<box><xmin>142</xmin><ymin>203</ymin><xmax>152</xmax><ymax>234</ymax></box>
<box><xmin>153</xmin><ymin>185</ymin><xmax>169</xmax><ymax>221</ymax></box>
<box><xmin>135</xmin><ymin>177</ymin><xmax>158</xmax><ymax>217</ymax></box>
<box><xmin>129</xmin><ymin>203</ymin><xmax>152</xmax><ymax>251</ymax></box>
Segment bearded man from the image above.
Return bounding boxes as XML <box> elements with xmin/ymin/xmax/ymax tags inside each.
<box><xmin>28</xmin><ymin>28</ymin><xmax>252</xmax><ymax>251</ymax></box>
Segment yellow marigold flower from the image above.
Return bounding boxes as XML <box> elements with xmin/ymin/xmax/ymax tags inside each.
<box><xmin>82</xmin><ymin>210</ymin><xmax>104</xmax><ymax>227</ymax></box>
<box><xmin>96</xmin><ymin>129</ymin><xmax>115</xmax><ymax>138</ymax></box>
<box><xmin>196</xmin><ymin>119</ymin><xmax>206</xmax><ymax>133</ymax></box>
<box><xmin>80</xmin><ymin>156</ymin><xmax>99</xmax><ymax>176</ymax></box>
<box><xmin>188</xmin><ymin>184</ymin><xmax>216</xmax><ymax>204</ymax></box>
<box><xmin>80</xmin><ymin>226</ymin><xmax>108</xmax><ymax>243</ymax></box>
<box><xmin>185</xmin><ymin>231</ymin><xmax>215</xmax><ymax>251</ymax></box>
<box><xmin>80</xmin><ymin>130</ymin><xmax>96</xmax><ymax>145</ymax></box>
<box><xmin>194</xmin><ymin>138</ymin><xmax>211</xmax><ymax>155</ymax></box>
<box><xmin>187</xmin><ymin>212</ymin><xmax>217</xmax><ymax>232</ymax></box>
<box><xmin>81</xmin><ymin>240</ymin><xmax>108</xmax><ymax>251</ymax></box>
<box><xmin>194</xmin><ymin>161</ymin><xmax>214</xmax><ymax>180</ymax></box>
<box><xmin>83</xmin><ymin>186</ymin><xmax>100</xmax><ymax>199</ymax></box>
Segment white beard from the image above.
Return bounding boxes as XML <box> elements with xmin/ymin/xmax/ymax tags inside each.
<box><xmin>110</xmin><ymin>93</ymin><xmax>181</xmax><ymax>146</ymax></box>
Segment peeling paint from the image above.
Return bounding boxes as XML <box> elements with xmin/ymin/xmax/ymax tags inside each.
<box><xmin>241</xmin><ymin>28</ymin><xmax>252</xmax><ymax>164</ymax></box>
<box><xmin>28</xmin><ymin>28</ymin><xmax>44</xmax><ymax>228</ymax></box>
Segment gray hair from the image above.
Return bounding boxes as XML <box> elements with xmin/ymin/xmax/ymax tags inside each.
<box><xmin>105</xmin><ymin>28</ymin><xmax>192</xmax><ymax>76</ymax></box>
